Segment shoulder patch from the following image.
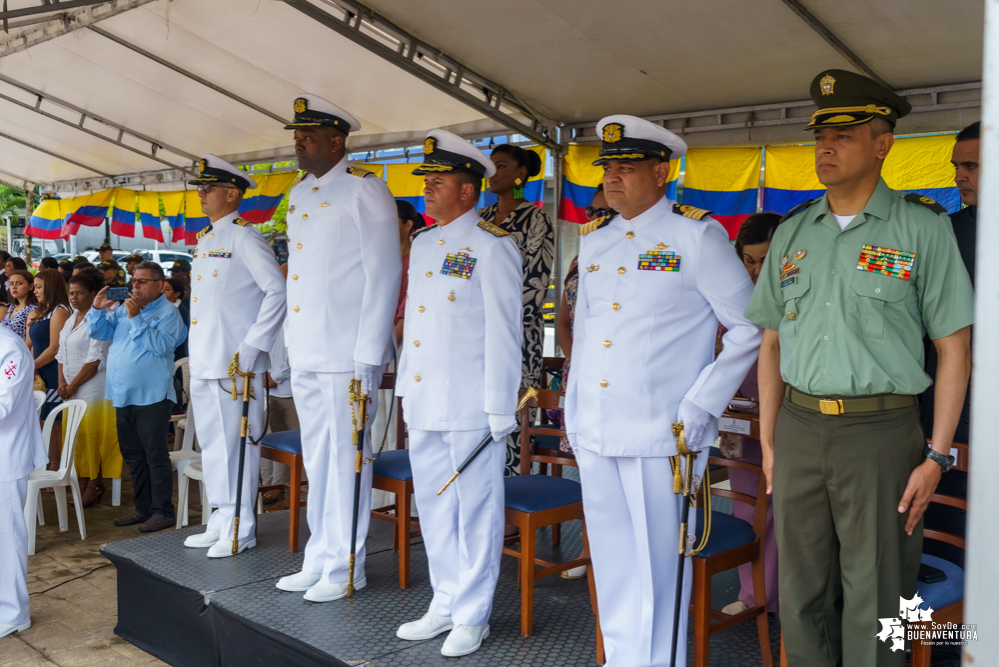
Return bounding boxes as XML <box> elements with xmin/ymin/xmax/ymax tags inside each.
<box><xmin>234</xmin><ymin>218</ymin><xmax>251</xmax><ymax>227</ymax></box>
<box><xmin>195</xmin><ymin>224</ymin><xmax>213</xmax><ymax>241</ymax></box>
<box><xmin>578</xmin><ymin>214</ymin><xmax>613</xmax><ymax>236</ymax></box>
<box><xmin>780</xmin><ymin>198</ymin><xmax>818</xmax><ymax>223</ymax></box>
<box><xmin>347</xmin><ymin>166</ymin><xmax>374</xmax><ymax>179</ymax></box>
<box><xmin>673</xmin><ymin>204</ymin><xmax>712</xmax><ymax>220</ymax></box>
<box><xmin>903</xmin><ymin>192</ymin><xmax>947</xmax><ymax>215</ymax></box>
<box><xmin>411</xmin><ymin>223</ymin><xmax>438</xmax><ymax>238</ymax></box>
<box><xmin>477</xmin><ymin>220</ymin><xmax>510</xmax><ymax>237</ymax></box>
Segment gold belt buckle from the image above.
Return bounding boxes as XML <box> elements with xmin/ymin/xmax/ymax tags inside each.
<box><xmin>819</xmin><ymin>399</ymin><xmax>845</xmax><ymax>415</ymax></box>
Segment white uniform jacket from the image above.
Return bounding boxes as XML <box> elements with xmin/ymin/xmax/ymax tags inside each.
<box><xmin>565</xmin><ymin>198</ymin><xmax>762</xmax><ymax>457</ymax></box>
<box><xmin>189</xmin><ymin>211</ymin><xmax>287</xmax><ymax>380</ymax></box>
<box><xmin>285</xmin><ymin>160</ymin><xmax>401</xmax><ymax>372</ymax></box>
<box><xmin>396</xmin><ymin>209</ymin><xmax>523</xmax><ymax>431</ymax></box>
<box><xmin>0</xmin><ymin>325</ymin><xmax>47</xmax><ymax>482</ymax></box>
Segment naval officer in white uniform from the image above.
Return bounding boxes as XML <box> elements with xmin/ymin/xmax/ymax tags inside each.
<box><xmin>275</xmin><ymin>95</ymin><xmax>401</xmax><ymax>602</ymax></box>
<box><xmin>395</xmin><ymin>130</ymin><xmax>523</xmax><ymax>657</ymax></box>
<box><xmin>183</xmin><ymin>155</ymin><xmax>287</xmax><ymax>558</ymax></box>
<box><xmin>565</xmin><ymin>116</ymin><xmax>763</xmax><ymax>667</ymax></box>
<box><xmin>0</xmin><ymin>324</ymin><xmax>48</xmax><ymax>638</ymax></box>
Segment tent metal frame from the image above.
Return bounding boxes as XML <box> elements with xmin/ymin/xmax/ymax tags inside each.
<box><xmin>0</xmin><ymin>0</ymin><xmax>155</xmax><ymax>59</ymax></box>
<box><xmin>0</xmin><ymin>127</ymin><xmax>110</xmax><ymax>176</ymax></box>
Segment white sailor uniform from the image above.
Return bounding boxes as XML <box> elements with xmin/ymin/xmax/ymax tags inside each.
<box><xmin>396</xmin><ymin>208</ymin><xmax>523</xmax><ymax>625</ymax></box>
<box><xmin>284</xmin><ymin>159</ymin><xmax>401</xmax><ymax>588</ymax></box>
<box><xmin>565</xmin><ymin>198</ymin><xmax>762</xmax><ymax>666</ymax></box>
<box><xmin>188</xmin><ymin>210</ymin><xmax>287</xmax><ymax>548</ymax></box>
<box><xmin>0</xmin><ymin>325</ymin><xmax>48</xmax><ymax>635</ymax></box>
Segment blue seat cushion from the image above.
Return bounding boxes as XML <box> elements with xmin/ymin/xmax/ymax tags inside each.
<box><xmin>918</xmin><ymin>554</ymin><xmax>964</xmax><ymax>610</ymax></box>
<box><xmin>372</xmin><ymin>449</ymin><xmax>413</xmax><ymax>481</ymax></box>
<box><xmin>505</xmin><ymin>475</ymin><xmax>582</xmax><ymax>513</ymax></box>
<box><xmin>691</xmin><ymin>509</ymin><xmax>756</xmax><ymax>558</ymax></box>
<box><xmin>532</xmin><ymin>424</ymin><xmax>562</xmax><ymax>452</ymax></box>
<box><xmin>259</xmin><ymin>429</ymin><xmax>302</xmax><ymax>455</ymax></box>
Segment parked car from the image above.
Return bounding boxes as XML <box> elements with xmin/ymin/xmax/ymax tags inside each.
<box><xmin>81</xmin><ymin>250</ymin><xmax>131</xmax><ymax>265</ymax></box>
<box><xmin>136</xmin><ymin>249</ymin><xmax>194</xmax><ymax>271</ymax></box>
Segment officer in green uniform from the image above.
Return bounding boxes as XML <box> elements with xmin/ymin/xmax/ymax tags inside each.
<box><xmin>99</xmin><ymin>260</ymin><xmax>127</xmax><ymax>288</ymax></box>
<box><xmin>745</xmin><ymin>70</ymin><xmax>974</xmax><ymax>667</ymax></box>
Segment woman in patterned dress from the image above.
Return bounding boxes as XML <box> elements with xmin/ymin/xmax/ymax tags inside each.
<box><xmin>0</xmin><ymin>270</ymin><xmax>38</xmax><ymax>340</ymax></box>
<box><xmin>479</xmin><ymin>144</ymin><xmax>554</xmax><ymax>475</ymax></box>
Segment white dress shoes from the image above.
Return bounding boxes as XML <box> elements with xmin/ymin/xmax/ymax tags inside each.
<box><xmin>397</xmin><ymin>613</ymin><xmax>454</xmax><ymax>640</ymax></box>
<box><xmin>276</xmin><ymin>571</ymin><xmax>322</xmax><ymax>592</ymax></box>
<box><xmin>206</xmin><ymin>537</ymin><xmax>256</xmax><ymax>558</ymax></box>
<box><xmin>184</xmin><ymin>530</ymin><xmax>220</xmax><ymax>548</ymax></box>
<box><xmin>0</xmin><ymin>621</ymin><xmax>30</xmax><ymax>639</ymax></box>
<box><xmin>303</xmin><ymin>576</ymin><xmax>366</xmax><ymax>602</ymax></box>
<box><xmin>441</xmin><ymin>623</ymin><xmax>490</xmax><ymax>657</ymax></box>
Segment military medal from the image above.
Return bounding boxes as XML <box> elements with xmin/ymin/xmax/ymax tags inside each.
<box><xmin>441</xmin><ymin>251</ymin><xmax>476</xmax><ymax>279</ymax></box>
<box><xmin>857</xmin><ymin>245</ymin><xmax>915</xmax><ymax>280</ymax></box>
<box><xmin>781</xmin><ymin>255</ymin><xmax>789</xmax><ymax>268</ymax></box>
<box><xmin>794</xmin><ymin>249</ymin><xmax>806</xmax><ymax>260</ymax></box>
<box><xmin>779</xmin><ymin>261</ymin><xmax>799</xmax><ymax>288</ymax></box>
<box><xmin>638</xmin><ymin>248</ymin><xmax>680</xmax><ymax>272</ymax></box>
<box><xmin>208</xmin><ymin>249</ymin><xmax>232</xmax><ymax>259</ymax></box>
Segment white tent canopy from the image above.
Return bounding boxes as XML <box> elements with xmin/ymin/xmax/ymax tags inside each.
<box><xmin>0</xmin><ymin>0</ymin><xmax>983</xmax><ymax>193</ymax></box>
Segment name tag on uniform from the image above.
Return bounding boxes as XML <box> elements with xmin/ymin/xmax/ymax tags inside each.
<box><xmin>441</xmin><ymin>252</ymin><xmax>476</xmax><ymax>279</ymax></box>
<box><xmin>857</xmin><ymin>245</ymin><xmax>914</xmax><ymax>280</ymax></box>
<box><xmin>208</xmin><ymin>249</ymin><xmax>232</xmax><ymax>259</ymax></box>
<box><xmin>637</xmin><ymin>249</ymin><xmax>680</xmax><ymax>271</ymax></box>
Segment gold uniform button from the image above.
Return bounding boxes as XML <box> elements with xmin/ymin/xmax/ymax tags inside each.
<box><xmin>296</xmin><ymin>243</ymin><xmax>302</xmax><ymax>249</ymax></box>
<box><xmin>212</xmin><ymin>270</ymin><xmax>217</xmax><ymax>277</ymax></box>
<box><xmin>603</xmin><ymin>340</ymin><xmax>612</xmax><ymax>348</ymax></box>
<box><xmin>417</xmin><ymin>305</ymin><xmax>425</xmax><ymax>313</ymax></box>
<box><xmin>201</xmin><ymin>253</ymin><xmax>206</xmax><ymax>258</ymax></box>
<box><xmin>618</xmin><ymin>267</ymin><xmax>626</xmax><ymax>274</ymax></box>
<box><xmin>293</xmin><ymin>306</ymin><xmax>300</xmax><ymax>312</ymax></box>
<box><xmin>193</xmin><ymin>297</ymin><xmax>198</xmax><ymax>303</ymax></box>
<box><xmin>292</xmin><ymin>274</ymin><xmax>299</xmax><ymax>281</ymax></box>
<box><xmin>414</xmin><ymin>374</ymin><xmax>421</xmax><ymax>382</ymax></box>
<box><xmin>426</xmin><ymin>271</ymin><xmax>432</xmax><ymax>278</ymax></box>
<box><xmin>413</xmin><ymin>341</ymin><xmax>420</xmax><ymax>347</ymax></box>
<box><xmin>197</xmin><ymin>275</ymin><xmax>201</xmax><ymax>281</ymax></box>
<box><xmin>302</xmin><ymin>214</ymin><xmax>308</xmax><ymax>220</ymax></box>
<box><xmin>312</xmin><ymin>187</ymin><xmax>319</xmax><ymax>192</ymax></box>
<box><xmin>599</xmin><ymin>379</ymin><xmax>609</xmax><ymax>388</ymax></box>
<box><xmin>787</xmin><ymin>312</ymin><xmax>796</xmax><ymax>320</ymax></box>
<box><xmin>438</xmin><ymin>239</ymin><xmax>445</xmax><ymax>246</ymax></box>
<box><xmin>192</xmin><ymin>319</ymin><xmax>197</xmax><ymax>325</ymax></box>
<box><xmin>210</xmin><ymin>233</ymin><xmax>215</xmax><ymax>239</ymax></box>
<box><xmin>626</xmin><ymin>231</ymin><xmax>635</xmax><ymax>239</ymax></box>
<box><xmin>612</xmin><ymin>302</ymin><xmax>621</xmax><ymax>311</ymax></box>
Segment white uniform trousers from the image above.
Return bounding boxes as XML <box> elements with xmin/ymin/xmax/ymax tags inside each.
<box><xmin>292</xmin><ymin>368</ymin><xmax>383</xmax><ymax>585</ymax></box>
<box><xmin>576</xmin><ymin>447</ymin><xmax>707</xmax><ymax>667</ymax></box>
<box><xmin>409</xmin><ymin>428</ymin><xmax>504</xmax><ymax>626</ymax></box>
<box><xmin>191</xmin><ymin>376</ymin><xmax>264</xmax><ymax>542</ymax></box>
<box><xmin>1</xmin><ymin>477</ymin><xmax>29</xmax><ymax>625</ymax></box>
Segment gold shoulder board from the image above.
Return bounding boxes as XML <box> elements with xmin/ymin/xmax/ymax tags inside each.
<box><xmin>234</xmin><ymin>218</ymin><xmax>251</xmax><ymax>227</ymax></box>
<box><xmin>780</xmin><ymin>198</ymin><xmax>818</xmax><ymax>223</ymax></box>
<box><xmin>673</xmin><ymin>204</ymin><xmax>712</xmax><ymax>220</ymax></box>
<box><xmin>195</xmin><ymin>225</ymin><xmax>213</xmax><ymax>241</ymax></box>
<box><xmin>477</xmin><ymin>220</ymin><xmax>510</xmax><ymax>237</ymax></box>
<box><xmin>578</xmin><ymin>214</ymin><xmax>612</xmax><ymax>236</ymax></box>
<box><xmin>411</xmin><ymin>223</ymin><xmax>438</xmax><ymax>238</ymax></box>
<box><xmin>903</xmin><ymin>192</ymin><xmax>947</xmax><ymax>215</ymax></box>
<box><xmin>347</xmin><ymin>166</ymin><xmax>374</xmax><ymax>178</ymax></box>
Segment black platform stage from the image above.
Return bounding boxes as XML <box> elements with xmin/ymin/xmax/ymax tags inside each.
<box><xmin>101</xmin><ymin>510</ymin><xmax>780</xmax><ymax>666</ymax></box>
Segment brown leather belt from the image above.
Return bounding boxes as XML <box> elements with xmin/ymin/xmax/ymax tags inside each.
<box><xmin>786</xmin><ymin>386</ymin><xmax>917</xmax><ymax>415</ymax></box>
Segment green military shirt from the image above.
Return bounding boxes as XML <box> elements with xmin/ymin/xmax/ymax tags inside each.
<box><xmin>745</xmin><ymin>179</ymin><xmax>974</xmax><ymax>396</ymax></box>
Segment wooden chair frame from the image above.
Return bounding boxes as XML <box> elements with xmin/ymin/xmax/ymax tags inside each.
<box><xmin>502</xmin><ymin>389</ymin><xmax>598</xmax><ymax>645</ymax></box>
<box><xmin>258</xmin><ymin>446</ymin><xmax>307</xmax><ymax>552</ymax></box>
<box><xmin>691</xmin><ymin>455</ymin><xmax>774</xmax><ymax>667</ymax></box>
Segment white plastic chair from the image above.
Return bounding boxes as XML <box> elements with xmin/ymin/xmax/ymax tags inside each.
<box><xmin>170</xmin><ymin>358</ymin><xmax>190</xmax><ymax>452</ymax></box>
<box><xmin>24</xmin><ymin>399</ymin><xmax>88</xmax><ymax>556</ymax></box>
<box><xmin>170</xmin><ymin>396</ymin><xmax>201</xmax><ymax>505</ymax></box>
<box><xmin>33</xmin><ymin>390</ymin><xmax>45</xmax><ymax>414</ymax></box>
<box><xmin>176</xmin><ymin>461</ymin><xmax>211</xmax><ymax>528</ymax></box>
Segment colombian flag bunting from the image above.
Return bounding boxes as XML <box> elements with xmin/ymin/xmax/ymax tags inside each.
<box><xmin>558</xmin><ymin>144</ymin><xmax>679</xmax><ymax>223</ymax></box>
<box><xmin>137</xmin><ymin>191</ymin><xmax>163</xmax><ymax>242</ymax></box>
<box><xmin>762</xmin><ymin>146</ymin><xmax>826</xmax><ymax>215</ymax></box>
<box><xmin>25</xmin><ymin>198</ymin><xmax>65</xmax><ymax>239</ymax></box>
<box><xmin>387</xmin><ymin>163</ymin><xmax>429</xmax><ymax>215</ymax></box>
<box><xmin>238</xmin><ymin>172</ymin><xmax>300</xmax><ymax>224</ymax></box>
<box><xmin>883</xmin><ymin>135</ymin><xmax>960</xmax><ymax>213</ymax></box>
<box><xmin>161</xmin><ymin>192</ymin><xmax>185</xmax><ymax>244</ymax></box>
<box><xmin>683</xmin><ymin>147</ymin><xmax>761</xmax><ymax>239</ymax></box>
<box><xmin>110</xmin><ymin>189</ymin><xmax>136</xmax><ymax>237</ymax></box>
<box><xmin>184</xmin><ymin>190</ymin><xmax>209</xmax><ymax>245</ymax></box>
<box><xmin>66</xmin><ymin>189</ymin><xmax>113</xmax><ymax>228</ymax></box>
<box><xmin>478</xmin><ymin>146</ymin><xmax>547</xmax><ymax>209</ymax></box>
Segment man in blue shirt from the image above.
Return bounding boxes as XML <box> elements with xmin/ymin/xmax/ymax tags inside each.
<box><xmin>87</xmin><ymin>261</ymin><xmax>187</xmax><ymax>533</ymax></box>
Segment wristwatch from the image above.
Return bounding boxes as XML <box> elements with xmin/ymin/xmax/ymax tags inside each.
<box><xmin>925</xmin><ymin>446</ymin><xmax>955</xmax><ymax>473</ymax></box>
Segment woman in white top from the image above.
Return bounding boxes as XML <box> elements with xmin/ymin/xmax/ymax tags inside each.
<box><xmin>56</xmin><ymin>268</ymin><xmax>120</xmax><ymax>507</ymax></box>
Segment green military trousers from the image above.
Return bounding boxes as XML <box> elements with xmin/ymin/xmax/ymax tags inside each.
<box><xmin>773</xmin><ymin>396</ymin><xmax>925</xmax><ymax>667</ymax></box>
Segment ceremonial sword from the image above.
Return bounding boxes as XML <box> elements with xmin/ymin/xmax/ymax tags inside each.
<box><xmin>229</xmin><ymin>353</ymin><xmax>256</xmax><ymax>556</ymax></box>
<box><xmin>347</xmin><ymin>378</ymin><xmax>371</xmax><ymax>598</ymax></box>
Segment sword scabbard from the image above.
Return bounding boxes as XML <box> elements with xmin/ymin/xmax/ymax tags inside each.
<box><xmin>232</xmin><ymin>516</ymin><xmax>241</xmax><ymax>555</ymax></box>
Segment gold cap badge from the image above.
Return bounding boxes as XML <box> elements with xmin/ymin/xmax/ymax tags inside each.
<box><xmin>602</xmin><ymin>123</ymin><xmax>623</xmax><ymax>143</ymax></box>
<box><xmin>198</xmin><ymin>159</ymin><xmax>207</xmax><ymax>174</ymax></box>
<box><xmin>294</xmin><ymin>97</ymin><xmax>307</xmax><ymax>114</ymax></box>
<box><xmin>820</xmin><ymin>74</ymin><xmax>836</xmax><ymax>96</ymax></box>
<box><xmin>423</xmin><ymin>137</ymin><xmax>436</xmax><ymax>155</ymax></box>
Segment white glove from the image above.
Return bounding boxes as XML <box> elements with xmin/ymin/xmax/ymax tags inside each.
<box><xmin>354</xmin><ymin>361</ymin><xmax>377</xmax><ymax>395</ymax></box>
<box><xmin>236</xmin><ymin>343</ymin><xmax>262</xmax><ymax>374</ymax></box>
<box><xmin>677</xmin><ymin>398</ymin><xmax>712</xmax><ymax>452</ymax></box>
<box><xmin>488</xmin><ymin>414</ymin><xmax>518</xmax><ymax>443</ymax></box>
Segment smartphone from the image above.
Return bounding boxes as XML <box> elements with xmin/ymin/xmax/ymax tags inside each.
<box><xmin>917</xmin><ymin>563</ymin><xmax>947</xmax><ymax>584</ymax></box>
<box><xmin>106</xmin><ymin>287</ymin><xmax>129</xmax><ymax>302</ymax></box>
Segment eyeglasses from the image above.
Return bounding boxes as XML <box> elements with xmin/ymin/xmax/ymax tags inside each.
<box><xmin>132</xmin><ymin>278</ymin><xmax>162</xmax><ymax>286</ymax></box>
<box><xmin>584</xmin><ymin>206</ymin><xmax>614</xmax><ymax>221</ymax></box>
<box><xmin>197</xmin><ymin>184</ymin><xmax>236</xmax><ymax>195</ymax></box>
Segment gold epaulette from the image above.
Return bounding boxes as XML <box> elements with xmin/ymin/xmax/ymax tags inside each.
<box><xmin>781</xmin><ymin>199</ymin><xmax>817</xmax><ymax>222</ymax></box>
<box><xmin>673</xmin><ymin>204</ymin><xmax>712</xmax><ymax>220</ymax></box>
<box><xmin>579</xmin><ymin>214</ymin><xmax>612</xmax><ymax>236</ymax></box>
<box><xmin>903</xmin><ymin>192</ymin><xmax>947</xmax><ymax>215</ymax></box>
<box><xmin>195</xmin><ymin>224</ymin><xmax>213</xmax><ymax>241</ymax></box>
<box><xmin>347</xmin><ymin>166</ymin><xmax>374</xmax><ymax>178</ymax></box>
<box><xmin>411</xmin><ymin>223</ymin><xmax>438</xmax><ymax>238</ymax></box>
<box><xmin>477</xmin><ymin>220</ymin><xmax>509</xmax><ymax>237</ymax></box>
<box><xmin>234</xmin><ymin>218</ymin><xmax>250</xmax><ymax>227</ymax></box>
